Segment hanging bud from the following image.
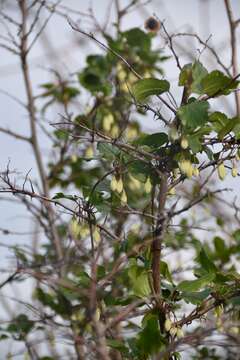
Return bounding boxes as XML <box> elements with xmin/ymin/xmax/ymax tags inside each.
<box><xmin>126</xmin><ymin>127</ymin><xmax>138</xmax><ymax>141</ymax></box>
<box><xmin>169</xmin><ymin>327</ymin><xmax>178</xmax><ymax>337</ymax></box>
<box><xmin>110</xmin><ymin>176</ymin><xmax>118</xmax><ymax>192</ymax></box>
<box><xmin>169</xmin><ymin>126</ymin><xmax>179</xmax><ymax>141</ymax></box>
<box><xmin>217</xmin><ymin>163</ymin><xmax>226</xmax><ymax>181</ymax></box>
<box><xmin>93</xmin><ymin>227</ymin><xmax>101</xmax><ymax>243</ymax></box>
<box><xmin>121</xmin><ymin>189</ymin><xmax>128</xmax><ymax>205</ymax></box>
<box><xmin>116</xmin><ymin>178</ymin><xmax>124</xmax><ymax>193</ymax></box>
<box><xmin>144</xmin><ymin>177</ymin><xmax>152</xmax><ymax>193</ymax></box>
<box><xmin>179</xmin><ymin>160</ymin><xmax>193</xmax><ymax>178</ymax></box>
<box><xmin>168</xmin><ymin>187</ymin><xmax>176</xmax><ymax>195</ymax></box>
<box><xmin>70</xmin><ymin>219</ymin><xmax>81</xmax><ymax>238</ymax></box>
<box><xmin>110</xmin><ymin>124</ymin><xmax>120</xmax><ymax>138</ymax></box>
<box><xmin>193</xmin><ymin>167</ymin><xmax>199</xmax><ymax>177</ymax></box>
<box><xmin>176</xmin><ymin>328</ymin><xmax>184</xmax><ymax>338</ymax></box>
<box><xmin>103</xmin><ymin>113</ymin><xmax>114</xmax><ymax>132</ymax></box>
<box><xmin>214</xmin><ymin>304</ymin><xmax>224</xmax><ymax>318</ymax></box>
<box><xmin>232</xmin><ymin>167</ymin><xmax>238</xmax><ymax>177</ymax></box>
<box><xmin>94</xmin><ymin>308</ymin><xmax>101</xmax><ymax>322</ymax></box>
<box><xmin>85</xmin><ymin>146</ymin><xmax>94</xmax><ymax>159</ymax></box>
<box><xmin>129</xmin><ymin>175</ymin><xmax>141</xmax><ymax>191</ymax></box>
<box><xmin>164</xmin><ymin>318</ymin><xmax>172</xmax><ymax>332</ymax></box>
<box><xmin>180</xmin><ymin>136</ymin><xmax>189</xmax><ymax>149</ymax></box>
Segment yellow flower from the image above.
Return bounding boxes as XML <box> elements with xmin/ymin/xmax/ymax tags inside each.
<box><xmin>232</xmin><ymin>167</ymin><xmax>238</xmax><ymax>177</ymax></box>
<box><xmin>117</xmin><ymin>63</ymin><xmax>127</xmax><ymax>81</ymax></box>
<box><xmin>93</xmin><ymin>227</ymin><xmax>101</xmax><ymax>243</ymax></box>
<box><xmin>103</xmin><ymin>113</ymin><xmax>114</xmax><ymax>132</ymax></box>
<box><xmin>217</xmin><ymin>163</ymin><xmax>226</xmax><ymax>181</ymax></box>
<box><xmin>180</xmin><ymin>136</ymin><xmax>189</xmax><ymax>149</ymax></box>
<box><xmin>168</xmin><ymin>187</ymin><xmax>176</xmax><ymax>195</ymax></box>
<box><xmin>126</xmin><ymin>127</ymin><xmax>138</xmax><ymax>141</ymax></box>
<box><xmin>179</xmin><ymin>160</ymin><xmax>193</xmax><ymax>178</ymax></box>
<box><xmin>85</xmin><ymin>146</ymin><xmax>94</xmax><ymax>159</ymax></box>
<box><xmin>121</xmin><ymin>189</ymin><xmax>127</xmax><ymax>205</ymax></box>
<box><xmin>193</xmin><ymin>167</ymin><xmax>199</xmax><ymax>177</ymax></box>
<box><xmin>110</xmin><ymin>176</ymin><xmax>118</xmax><ymax>192</ymax></box>
<box><xmin>116</xmin><ymin>178</ymin><xmax>123</xmax><ymax>193</ymax></box>
<box><xmin>169</xmin><ymin>327</ymin><xmax>178</xmax><ymax>337</ymax></box>
<box><xmin>110</xmin><ymin>124</ymin><xmax>119</xmax><ymax>138</ymax></box>
<box><xmin>70</xmin><ymin>219</ymin><xmax>81</xmax><ymax>238</ymax></box>
<box><xmin>144</xmin><ymin>177</ymin><xmax>152</xmax><ymax>193</ymax></box>
<box><xmin>129</xmin><ymin>175</ymin><xmax>141</xmax><ymax>191</ymax></box>
<box><xmin>176</xmin><ymin>328</ymin><xmax>184</xmax><ymax>338</ymax></box>
<box><xmin>164</xmin><ymin>318</ymin><xmax>172</xmax><ymax>332</ymax></box>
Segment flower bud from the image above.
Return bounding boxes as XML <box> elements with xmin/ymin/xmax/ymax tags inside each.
<box><xmin>116</xmin><ymin>178</ymin><xmax>124</xmax><ymax>193</ymax></box>
<box><xmin>121</xmin><ymin>189</ymin><xmax>127</xmax><ymax>205</ymax></box>
<box><xmin>179</xmin><ymin>160</ymin><xmax>193</xmax><ymax>178</ymax></box>
<box><xmin>176</xmin><ymin>328</ymin><xmax>184</xmax><ymax>338</ymax></box>
<box><xmin>103</xmin><ymin>113</ymin><xmax>114</xmax><ymax>132</ymax></box>
<box><xmin>110</xmin><ymin>124</ymin><xmax>119</xmax><ymax>138</ymax></box>
<box><xmin>232</xmin><ymin>167</ymin><xmax>238</xmax><ymax>177</ymax></box>
<box><xmin>85</xmin><ymin>146</ymin><xmax>94</xmax><ymax>159</ymax></box>
<box><xmin>110</xmin><ymin>176</ymin><xmax>118</xmax><ymax>192</ymax></box>
<box><xmin>70</xmin><ymin>219</ymin><xmax>81</xmax><ymax>238</ymax></box>
<box><xmin>169</xmin><ymin>126</ymin><xmax>179</xmax><ymax>141</ymax></box>
<box><xmin>180</xmin><ymin>137</ymin><xmax>189</xmax><ymax>149</ymax></box>
<box><xmin>164</xmin><ymin>318</ymin><xmax>172</xmax><ymax>332</ymax></box>
<box><xmin>169</xmin><ymin>327</ymin><xmax>178</xmax><ymax>337</ymax></box>
<box><xmin>129</xmin><ymin>176</ymin><xmax>141</xmax><ymax>191</ymax></box>
<box><xmin>144</xmin><ymin>177</ymin><xmax>152</xmax><ymax>193</ymax></box>
<box><xmin>193</xmin><ymin>167</ymin><xmax>199</xmax><ymax>177</ymax></box>
<box><xmin>217</xmin><ymin>163</ymin><xmax>226</xmax><ymax>181</ymax></box>
<box><xmin>93</xmin><ymin>227</ymin><xmax>101</xmax><ymax>243</ymax></box>
<box><xmin>168</xmin><ymin>187</ymin><xmax>176</xmax><ymax>195</ymax></box>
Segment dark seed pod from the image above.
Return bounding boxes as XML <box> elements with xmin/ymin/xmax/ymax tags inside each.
<box><xmin>144</xmin><ymin>17</ymin><xmax>161</xmax><ymax>32</ymax></box>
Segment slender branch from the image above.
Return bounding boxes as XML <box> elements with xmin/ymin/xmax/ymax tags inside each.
<box><xmin>18</xmin><ymin>0</ymin><xmax>63</xmax><ymax>260</ymax></box>
<box><xmin>224</xmin><ymin>0</ymin><xmax>240</xmax><ymax>115</ymax></box>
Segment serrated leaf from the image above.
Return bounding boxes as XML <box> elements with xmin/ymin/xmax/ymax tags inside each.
<box><xmin>178</xmin><ymin>273</ymin><xmax>215</xmax><ymax>292</ymax></box>
<box><xmin>201</xmin><ymin>70</ymin><xmax>239</xmax><ymax>96</ymax></box>
<box><xmin>182</xmin><ymin>288</ymin><xmax>211</xmax><ymax>305</ymax></box>
<box><xmin>97</xmin><ymin>142</ymin><xmax>120</xmax><ymax>160</ymax></box>
<box><xmin>191</xmin><ymin>61</ymin><xmax>208</xmax><ymax>94</ymax></box>
<box><xmin>137</xmin><ymin>132</ymin><xmax>168</xmax><ymax>148</ymax></box>
<box><xmin>197</xmin><ymin>247</ymin><xmax>217</xmax><ymax>273</ymax></box>
<box><xmin>178</xmin><ymin>101</ymin><xmax>209</xmax><ymax>129</ymax></box>
<box><xmin>132</xmin><ymin>78</ymin><xmax>170</xmax><ymax>102</ymax></box>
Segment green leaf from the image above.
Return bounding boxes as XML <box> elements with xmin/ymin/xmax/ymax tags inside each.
<box><xmin>201</xmin><ymin>70</ymin><xmax>239</xmax><ymax>96</ymax></box>
<box><xmin>97</xmin><ymin>142</ymin><xmax>120</xmax><ymax>160</ymax></box>
<box><xmin>137</xmin><ymin>132</ymin><xmax>168</xmax><ymax>148</ymax></box>
<box><xmin>160</xmin><ymin>261</ymin><xmax>173</xmax><ymax>283</ymax></box>
<box><xmin>178</xmin><ymin>101</ymin><xmax>209</xmax><ymax>129</ymax></box>
<box><xmin>128</xmin><ymin>261</ymin><xmax>151</xmax><ymax>298</ymax></box>
<box><xmin>107</xmin><ymin>339</ymin><xmax>129</xmax><ymax>355</ymax></box>
<box><xmin>178</xmin><ymin>273</ymin><xmax>215</xmax><ymax>292</ymax></box>
<box><xmin>7</xmin><ymin>314</ymin><xmax>34</xmax><ymax>336</ymax></box>
<box><xmin>137</xmin><ymin>316</ymin><xmax>165</xmax><ymax>355</ymax></box>
<box><xmin>123</xmin><ymin>28</ymin><xmax>151</xmax><ymax>52</ymax></box>
<box><xmin>197</xmin><ymin>247</ymin><xmax>217</xmax><ymax>273</ymax></box>
<box><xmin>182</xmin><ymin>288</ymin><xmax>211</xmax><ymax>305</ymax></box>
<box><xmin>178</xmin><ymin>61</ymin><xmax>208</xmax><ymax>94</ymax></box>
<box><xmin>132</xmin><ymin>78</ymin><xmax>170</xmax><ymax>102</ymax></box>
<box><xmin>214</xmin><ymin>236</ymin><xmax>229</xmax><ymax>263</ymax></box>
<box><xmin>178</xmin><ymin>63</ymin><xmax>193</xmax><ymax>87</ymax></box>
<box><xmin>78</xmin><ymin>70</ymin><xmax>112</xmax><ymax>95</ymax></box>
<box><xmin>191</xmin><ymin>61</ymin><xmax>208</xmax><ymax>94</ymax></box>
<box><xmin>129</xmin><ymin>160</ymin><xmax>151</xmax><ymax>182</ymax></box>
<box><xmin>52</xmin><ymin>193</ymin><xmax>76</xmax><ymax>201</ymax></box>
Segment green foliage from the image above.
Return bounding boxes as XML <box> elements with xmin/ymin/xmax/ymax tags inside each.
<box><xmin>132</xmin><ymin>78</ymin><xmax>170</xmax><ymax>102</ymax></box>
<box><xmin>1</xmin><ymin>3</ymin><xmax>240</xmax><ymax>359</ymax></box>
